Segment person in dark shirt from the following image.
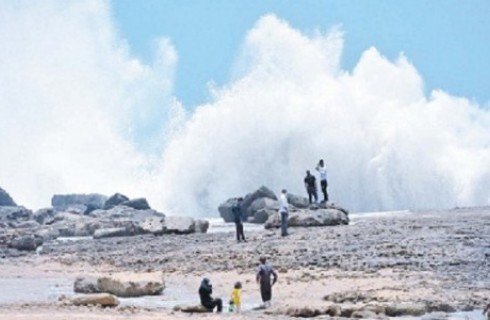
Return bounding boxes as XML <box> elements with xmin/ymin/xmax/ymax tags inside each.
<box><xmin>232</xmin><ymin>197</ymin><xmax>246</xmax><ymax>242</ymax></box>
<box><xmin>256</xmin><ymin>256</ymin><xmax>278</xmax><ymax>308</ymax></box>
<box><xmin>304</xmin><ymin>170</ymin><xmax>318</xmax><ymax>204</ymax></box>
<box><xmin>198</xmin><ymin>278</ymin><xmax>223</xmax><ymax>312</ymax></box>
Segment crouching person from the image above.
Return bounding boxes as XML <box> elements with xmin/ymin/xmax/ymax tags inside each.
<box><xmin>199</xmin><ymin>278</ymin><xmax>223</xmax><ymax>313</ymax></box>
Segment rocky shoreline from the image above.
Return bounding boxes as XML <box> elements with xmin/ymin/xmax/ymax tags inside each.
<box><xmin>1</xmin><ymin>185</ymin><xmax>490</xmax><ymax>319</ymax></box>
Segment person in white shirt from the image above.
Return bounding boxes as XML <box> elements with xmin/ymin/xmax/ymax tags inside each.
<box><xmin>315</xmin><ymin>159</ymin><xmax>329</xmax><ymax>203</ymax></box>
<box><xmin>278</xmin><ymin>189</ymin><xmax>289</xmax><ymax>236</ymax></box>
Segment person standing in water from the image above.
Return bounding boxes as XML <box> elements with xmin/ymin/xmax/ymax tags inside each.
<box><xmin>256</xmin><ymin>256</ymin><xmax>278</xmax><ymax>308</ymax></box>
<box><xmin>315</xmin><ymin>159</ymin><xmax>329</xmax><ymax>203</ymax></box>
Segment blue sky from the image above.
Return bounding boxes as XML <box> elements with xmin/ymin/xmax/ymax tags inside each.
<box><xmin>112</xmin><ymin>0</ymin><xmax>490</xmax><ymax>108</ymax></box>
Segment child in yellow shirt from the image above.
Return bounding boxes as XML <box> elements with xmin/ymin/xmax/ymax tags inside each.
<box><xmin>230</xmin><ymin>281</ymin><xmax>242</xmax><ymax>312</ymax></box>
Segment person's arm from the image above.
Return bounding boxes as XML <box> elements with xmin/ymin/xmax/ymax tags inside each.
<box><xmin>256</xmin><ymin>267</ymin><xmax>261</xmax><ymax>283</ymax></box>
<box><xmin>271</xmin><ymin>268</ymin><xmax>278</xmax><ymax>285</ymax></box>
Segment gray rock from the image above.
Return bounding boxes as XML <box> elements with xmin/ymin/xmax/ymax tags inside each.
<box><xmin>33</xmin><ymin>208</ymin><xmax>57</xmax><ymax>225</ymax></box>
<box><xmin>0</xmin><ymin>206</ymin><xmax>32</xmax><ymax>221</ymax></box>
<box><xmin>51</xmin><ymin>193</ymin><xmax>108</xmax><ymax>213</ymax></box>
<box><xmin>265</xmin><ymin>208</ymin><xmax>349</xmax><ymax>229</ymax></box>
<box><xmin>49</xmin><ymin>212</ymin><xmax>98</xmax><ymax>237</ymax></box>
<box><xmin>103</xmin><ymin>193</ymin><xmax>130</xmax><ymax>210</ymax></box>
<box><xmin>89</xmin><ymin>206</ymin><xmax>166</xmax><ymax>236</ymax></box>
<box><xmin>164</xmin><ymin>216</ymin><xmax>196</xmax><ymax>234</ymax></box>
<box><xmin>13</xmin><ymin>221</ymin><xmax>40</xmax><ymax>229</ymax></box>
<box><xmin>121</xmin><ymin>198</ymin><xmax>151</xmax><ymax>210</ymax></box>
<box><xmin>138</xmin><ymin>216</ymin><xmax>166</xmax><ymax>235</ymax></box>
<box><xmin>93</xmin><ymin>227</ymin><xmax>131</xmax><ymax>239</ymax></box>
<box><xmin>385</xmin><ymin>302</ymin><xmax>427</xmax><ymax>317</ymax></box>
<box><xmin>69</xmin><ymin>293</ymin><xmax>119</xmax><ymax>307</ymax></box>
<box><xmin>193</xmin><ymin>219</ymin><xmax>210</xmax><ymax>233</ymax></box>
<box><xmin>62</xmin><ymin>204</ymin><xmax>90</xmax><ymax>215</ymax></box>
<box><xmin>218</xmin><ymin>186</ymin><xmax>277</xmax><ymax>223</ymax></box>
<box><xmin>9</xmin><ymin>235</ymin><xmax>43</xmax><ymax>251</ymax></box>
<box><xmin>218</xmin><ymin>198</ymin><xmax>240</xmax><ymax>223</ymax></box>
<box><xmin>74</xmin><ymin>276</ymin><xmax>164</xmax><ymax>297</ymax></box>
<box><xmin>254</xmin><ymin>208</ymin><xmax>277</xmax><ymax>224</ymax></box>
<box><xmin>0</xmin><ymin>187</ymin><xmax>16</xmax><ymax>206</ymax></box>
<box><xmin>73</xmin><ymin>276</ymin><xmax>100</xmax><ymax>293</ymax></box>
<box><xmin>35</xmin><ymin>227</ymin><xmax>61</xmax><ymax>241</ymax></box>
<box><xmin>287</xmin><ymin>193</ymin><xmax>310</xmax><ymax>209</ymax></box>
<box><xmin>241</xmin><ymin>186</ymin><xmax>277</xmax><ymax>213</ymax></box>
<box><xmin>246</xmin><ymin>197</ymin><xmax>278</xmax><ymax>219</ymax></box>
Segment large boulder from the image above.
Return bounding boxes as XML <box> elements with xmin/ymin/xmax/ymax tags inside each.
<box><xmin>253</xmin><ymin>208</ymin><xmax>277</xmax><ymax>224</ymax></box>
<box><xmin>245</xmin><ymin>197</ymin><xmax>278</xmax><ymax>220</ymax></box>
<box><xmin>218</xmin><ymin>186</ymin><xmax>277</xmax><ymax>223</ymax></box>
<box><xmin>164</xmin><ymin>216</ymin><xmax>198</xmax><ymax>234</ymax></box>
<box><xmin>103</xmin><ymin>193</ymin><xmax>130</xmax><ymax>210</ymax></box>
<box><xmin>265</xmin><ymin>208</ymin><xmax>349</xmax><ymax>229</ymax></box>
<box><xmin>50</xmin><ymin>213</ymin><xmax>98</xmax><ymax>237</ymax></box>
<box><xmin>0</xmin><ymin>187</ymin><xmax>16</xmax><ymax>206</ymax></box>
<box><xmin>33</xmin><ymin>208</ymin><xmax>57</xmax><ymax>225</ymax></box>
<box><xmin>69</xmin><ymin>293</ymin><xmax>119</xmax><ymax>307</ymax></box>
<box><xmin>287</xmin><ymin>193</ymin><xmax>310</xmax><ymax>209</ymax></box>
<box><xmin>241</xmin><ymin>186</ymin><xmax>277</xmax><ymax>214</ymax></box>
<box><xmin>9</xmin><ymin>235</ymin><xmax>43</xmax><ymax>251</ymax></box>
<box><xmin>193</xmin><ymin>219</ymin><xmax>210</xmax><ymax>233</ymax></box>
<box><xmin>89</xmin><ymin>206</ymin><xmax>166</xmax><ymax>236</ymax></box>
<box><xmin>0</xmin><ymin>206</ymin><xmax>32</xmax><ymax>221</ymax></box>
<box><xmin>51</xmin><ymin>193</ymin><xmax>108</xmax><ymax>213</ymax></box>
<box><xmin>74</xmin><ymin>276</ymin><xmax>164</xmax><ymax>297</ymax></box>
<box><xmin>121</xmin><ymin>198</ymin><xmax>151</xmax><ymax>210</ymax></box>
<box><xmin>218</xmin><ymin>198</ymin><xmax>240</xmax><ymax>223</ymax></box>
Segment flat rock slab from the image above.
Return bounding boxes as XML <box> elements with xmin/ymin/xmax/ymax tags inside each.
<box><xmin>69</xmin><ymin>293</ymin><xmax>119</xmax><ymax>307</ymax></box>
<box><xmin>74</xmin><ymin>275</ymin><xmax>164</xmax><ymax>297</ymax></box>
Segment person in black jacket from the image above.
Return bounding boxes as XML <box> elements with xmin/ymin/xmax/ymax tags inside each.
<box><xmin>198</xmin><ymin>278</ymin><xmax>223</xmax><ymax>312</ymax></box>
<box><xmin>304</xmin><ymin>170</ymin><xmax>318</xmax><ymax>204</ymax></box>
<box><xmin>232</xmin><ymin>197</ymin><xmax>246</xmax><ymax>242</ymax></box>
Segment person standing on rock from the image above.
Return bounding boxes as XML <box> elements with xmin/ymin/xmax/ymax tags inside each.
<box><xmin>315</xmin><ymin>159</ymin><xmax>329</xmax><ymax>203</ymax></box>
<box><xmin>232</xmin><ymin>197</ymin><xmax>246</xmax><ymax>242</ymax></box>
<box><xmin>256</xmin><ymin>256</ymin><xmax>278</xmax><ymax>308</ymax></box>
<box><xmin>199</xmin><ymin>278</ymin><xmax>223</xmax><ymax>313</ymax></box>
<box><xmin>304</xmin><ymin>170</ymin><xmax>318</xmax><ymax>204</ymax></box>
<box><xmin>279</xmin><ymin>189</ymin><xmax>289</xmax><ymax>237</ymax></box>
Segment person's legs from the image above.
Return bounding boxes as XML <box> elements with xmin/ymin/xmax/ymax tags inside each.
<box><xmin>238</xmin><ymin>222</ymin><xmax>246</xmax><ymax>241</ymax></box>
<box><xmin>307</xmin><ymin>191</ymin><xmax>312</xmax><ymax>204</ymax></box>
<box><xmin>215</xmin><ymin>298</ymin><xmax>223</xmax><ymax>312</ymax></box>
<box><xmin>313</xmin><ymin>189</ymin><xmax>318</xmax><ymax>203</ymax></box>
<box><xmin>281</xmin><ymin>211</ymin><xmax>288</xmax><ymax>236</ymax></box>
<box><xmin>321</xmin><ymin>180</ymin><xmax>327</xmax><ymax>202</ymax></box>
<box><xmin>325</xmin><ymin>181</ymin><xmax>329</xmax><ymax>202</ymax></box>
<box><xmin>260</xmin><ymin>282</ymin><xmax>272</xmax><ymax>307</ymax></box>
<box><xmin>235</xmin><ymin>222</ymin><xmax>240</xmax><ymax>241</ymax></box>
